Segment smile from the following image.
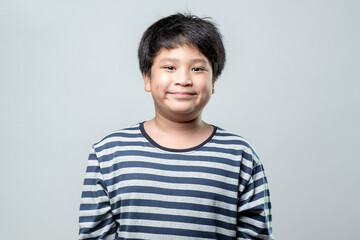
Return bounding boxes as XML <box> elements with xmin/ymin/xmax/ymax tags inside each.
<box><xmin>169</xmin><ymin>92</ymin><xmax>196</xmax><ymax>97</ymax></box>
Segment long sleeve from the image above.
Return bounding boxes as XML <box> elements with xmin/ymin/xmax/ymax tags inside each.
<box><xmin>237</xmin><ymin>160</ymin><xmax>275</xmax><ymax>240</ymax></box>
<box><xmin>78</xmin><ymin>147</ymin><xmax>118</xmax><ymax>240</ymax></box>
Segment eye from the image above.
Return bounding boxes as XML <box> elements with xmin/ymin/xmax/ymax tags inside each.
<box><xmin>164</xmin><ymin>66</ymin><xmax>175</xmax><ymax>70</ymax></box>
<box><xmin>192</xmin><ymin>67</ymin><xmax>205</xmax><ymax>72</ymax></box>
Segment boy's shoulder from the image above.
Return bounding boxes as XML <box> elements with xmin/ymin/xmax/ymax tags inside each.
<box><xmin>92</xmin><ymin>122</ymin><xmax>143</xmax><ymax>150</ymax></box>
<box><xmin>214</xmin><ymin>126</ymin><xmax>261</xmax><ymax>162</ymax></box>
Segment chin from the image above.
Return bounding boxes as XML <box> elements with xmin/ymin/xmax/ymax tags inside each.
<box><xmin>169</xmin><ymin>106</ymin><xmax>196</xmax><ymax>114</ymax></box>
<box><xmin>168</xmin><ymin>114</ymin><xmax>200</xmax><ymax>123</ymax></box>
<box><xmin>169</xmin><ymin>109</ymin><xmax>201</xmax><ymax>121</ymax></box>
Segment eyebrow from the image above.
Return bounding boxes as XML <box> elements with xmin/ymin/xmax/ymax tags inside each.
<box><xmin>158</xmin><ymin>58</ymin><xmax>208</xmax><ymax>64</ymax></box>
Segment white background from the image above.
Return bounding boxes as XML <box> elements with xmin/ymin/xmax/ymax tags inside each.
<box><xmin>1</xmin><ymin>0</ymin><xmax>359</xmax><ymax>239</ymax></box>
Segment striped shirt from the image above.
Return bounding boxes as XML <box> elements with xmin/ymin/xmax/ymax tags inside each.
<box><xmin>79</xmin><ymin>122</ymin><xmax>274</xmax><ymax>239</ymax></box>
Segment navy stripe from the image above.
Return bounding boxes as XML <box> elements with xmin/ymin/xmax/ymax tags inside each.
<box><xmin>80</xmin><ymin>202</ymin><xmax>110</xmax><ymax>211</ymax></box>
<box><xmin>86</xmin><ymin>165</ymin><xmax>99</xmax><ymax>173</ymax></box>
<box><xmin>88</xmin><ymin>153</ymin><xmax>97</xmax><ymax>160</ymax></box>
<box><xmin>81</xmin><ymin>190</ymin><xmax>108</xmax><ymax>198</ymax></box>
<box><xmin>82</xmin><ymin>177</ymin><xmax>107</xmax><ymax>190</ymax></box>
<box><xmin>83</xmin><ymin>178</ymin><xmax>99</xmax><ymax>185</ymax></box>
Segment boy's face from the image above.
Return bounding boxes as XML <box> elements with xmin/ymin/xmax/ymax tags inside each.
<box><xmin>144</xmin><ymin>45</ymin><xmax>214</xmax><ymax>122</ymax></box>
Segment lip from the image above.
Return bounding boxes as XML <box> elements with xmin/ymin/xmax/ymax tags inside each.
<box><xmin>169</xmin><ymin>91</ymin><xmax>196</xmax><ymax>97</ymax></box>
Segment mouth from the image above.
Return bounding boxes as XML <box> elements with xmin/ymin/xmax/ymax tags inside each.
<box><xmin>169</xmin><ymin>92</ymin><xmax>196</xmax><ymax>99</ymax></box>
<box><xmin>170</xmin><ymin>91</ymin><xmax>196</xmax><ymax>96</ymax></box>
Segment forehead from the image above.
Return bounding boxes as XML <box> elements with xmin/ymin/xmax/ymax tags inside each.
<box><xmin>154</xmin><ymin>45</ymin><xmax>210</xmax><ymax>64</ymax></box>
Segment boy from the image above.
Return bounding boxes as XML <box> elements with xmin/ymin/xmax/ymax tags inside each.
<box><xmin>79</xmin><ymin>13</ymin><xmax>274</xmax><ymax>240</ymax></box>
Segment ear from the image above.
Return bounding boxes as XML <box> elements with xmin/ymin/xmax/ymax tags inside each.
<box><xmin>143</xmin><ymin>72</ymin><xmax>151</xmax><ymax>92</ymax></box>
<box><xmin>212</xmin><ymin>79</ymin><xmax>215</xmax><ymax>94</ymax></box>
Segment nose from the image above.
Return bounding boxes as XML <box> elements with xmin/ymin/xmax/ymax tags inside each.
<box><xmin>175</xmin><ymin>69</ymin><xmax>192</xmax><ymax>86</ymax></box>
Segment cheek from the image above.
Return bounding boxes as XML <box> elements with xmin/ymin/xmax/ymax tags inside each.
<box><xmin>202</xmin><ymin>79</ymin><xmax>214</xmax><ymax>94</ymax></box>
<box><xmin>152</xmin><ymin>74</ymin><xmax>169</xmax><ymax>88</ymax></box>
<box><xmin>196</xmin><ymin>82</ymin><xmax>213</xmax><ymax>103</ymax></box>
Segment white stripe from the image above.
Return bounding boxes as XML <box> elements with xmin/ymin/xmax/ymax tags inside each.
<box><xmin>236</xmin><ymin>226</ymin><xmax>274</xmax><ymax>240</ymax></box>
<box><xmin>117</xmin><ymin>206</ymin><xmax>236</xmax><ymax>224</ymax></box>
<box><xmin>99</xmin><ymin>154</ymin><xmax>241</xmax><ymax>174</ymax></box>
<box><xmin>102</xmin><ymin>166</ymin><xmax>239</xmax><ymax>186</ymax></box>
<box><xmin>111</xmin><ymin>192</ymin><xmax>237</xmax><ymax>213</ymax></box>
<box><xmin>79</xmin><ymin>205</ymin><xmax>112</xmax><ymax>217</ymax></box>
<box><xmin>106</xmin><ymin>179</ymin><xmax>238</xmax><ymax>199</ymax></box>
<box><xmin>117</xmin><ymin>231</ymin><xmax>204</xmax><ymax>240</ymax></box>
<box><xmin>80</xmin><ymin>195</ymin><xmax>109</xmax><ymax>204</ymax></box>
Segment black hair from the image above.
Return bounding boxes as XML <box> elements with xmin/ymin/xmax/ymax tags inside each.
<box><xmin>138</xmin><ymin>13</ymin><xmax>226</xmax><ymax>81</ymax></box>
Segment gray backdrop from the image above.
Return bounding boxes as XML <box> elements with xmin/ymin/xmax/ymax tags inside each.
<box><xmin>1</xmin><ymin>0</ymin><xmax>359</xmax><ymax>239</ymax></box>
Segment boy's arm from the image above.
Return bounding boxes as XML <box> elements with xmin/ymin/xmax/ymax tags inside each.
<box><xmin>237</xmin><ymin>160</ymin><xmax>275</xmax><ymax>240</ymax></box>
<box><xmin>78</xmin><ymin>147</ymin><xmax>117</xmax><ymax>240</ymax></box>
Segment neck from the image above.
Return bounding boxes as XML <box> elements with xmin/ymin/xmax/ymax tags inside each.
<box><xmin>151</xmin><ymin>113</ymin><xmax>206</xmax><ymax>134</ymax></box>
<box><xmin>143</xmin><ymin>113</ymin><xmax>214</xmax><ymax>150</ymax></box>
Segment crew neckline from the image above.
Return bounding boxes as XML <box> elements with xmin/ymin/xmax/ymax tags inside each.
<box><xmin>139</xmin><ymin>121</ymin><xmax>217</xmax><ymax>153</ymax></box>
